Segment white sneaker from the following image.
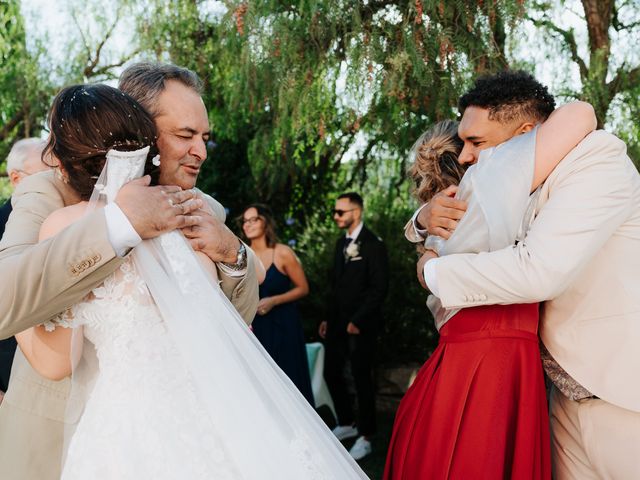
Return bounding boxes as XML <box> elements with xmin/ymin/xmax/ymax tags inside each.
<box><xmin>332</xmin><ymin>424</ymin><xmax>358</xmax><ymax>441</ymax></box>
<box><xmin>349</xmin><ymin>436</ymin><xmax>372</xmax><ymax>461</ymax></box>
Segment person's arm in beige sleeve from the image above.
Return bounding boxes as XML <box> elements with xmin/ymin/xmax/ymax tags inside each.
<box><xmin>0</xmin><ymin>174</ymin><xmax>123</xmax><ymax>339</ymax></box>
<box><xmin>432</xmin><ymin>132</ymin><xmax>632</xmax><ymax>309</ymax></box>
<box><xmin>0</xmin><ymin>173</ymin><xmax>204</xmax><ymax>340</ymax></box>
<box><xmin>219</xmin><ymin>249</ymin><xmax>259</xmax><ymax>325</ymax></box>
<box><xmin>186</xmin><ymin>191</ymin><xmax>259</xmax><ymax>325</ymax></box>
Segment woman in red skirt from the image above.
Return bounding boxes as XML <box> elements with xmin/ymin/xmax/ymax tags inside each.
<box><xmin>385</xmin><ymin>98</ymin><xmax>597</xmax><ymax>479</ymax></box>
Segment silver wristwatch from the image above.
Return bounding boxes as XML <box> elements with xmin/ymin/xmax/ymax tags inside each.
<box><xmin>222</xmin><ymin>243</ymin><xmax>247</xmax><ymax>271</ymax></box>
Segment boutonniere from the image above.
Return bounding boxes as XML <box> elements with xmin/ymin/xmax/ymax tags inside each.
<box><xmin>345</xmin><ymin>241</ymin><xmax>360</xmax><ymax>259</ymax></box>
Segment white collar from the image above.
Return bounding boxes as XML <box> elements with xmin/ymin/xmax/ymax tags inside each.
<box><xmin>346</xmin><ymin>222</ymin><xmax>364</xmax><ymax>241</ymax></box>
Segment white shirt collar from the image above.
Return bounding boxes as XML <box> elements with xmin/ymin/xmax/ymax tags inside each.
<box><xmin>347</xmin><ymin>222</ymin><xmax>364</xmax><ymax>241</ymax></box>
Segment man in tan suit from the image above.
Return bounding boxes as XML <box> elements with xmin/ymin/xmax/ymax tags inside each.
<box><xmin>0</xmin><ymin>138</ymin><xmax>53</xmax><ymax>405</ymax></box>
<box><xmin>411</xmin><ymin>71</ymin><xmax>640</xmax><ymax>478</ymax></box>
<box><xmin>0</xmin><ymin>63</ymin><xmax>259</xmax><ymax>480</ymax></box>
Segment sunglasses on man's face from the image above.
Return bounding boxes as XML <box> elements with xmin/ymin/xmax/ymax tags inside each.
<box><xmin>332</xmin><ymin>208</ymin><xmax>356</xmax><ymax>217</ymax></box>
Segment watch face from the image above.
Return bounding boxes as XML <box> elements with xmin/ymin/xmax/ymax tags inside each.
<box><xmin>237</xmin><ymin>244</ymin><xmax>247</xmax><ymax>268</ymax></box>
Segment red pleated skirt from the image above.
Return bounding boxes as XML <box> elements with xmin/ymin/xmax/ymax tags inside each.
<box><xmin>384</xmin><ymin>304</ymin><xmax>551</xmax><ymax>480</ymax></box>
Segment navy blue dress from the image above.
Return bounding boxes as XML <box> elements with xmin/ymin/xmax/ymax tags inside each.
<box><xmin>252</xmin><ymin>263</ymin><xmax>314</xmax><ymax>406</ymax></box>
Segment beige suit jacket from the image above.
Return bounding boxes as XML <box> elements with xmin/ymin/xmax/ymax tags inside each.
<box><xmin>433</xmin><ymin>131</ymin><xmax>640</xmax><ymax>412</ymax></box>
<box><xmin>0</xmin><ymin>170</ymin><xmax>258</xmax><ymax>479</ymax></box>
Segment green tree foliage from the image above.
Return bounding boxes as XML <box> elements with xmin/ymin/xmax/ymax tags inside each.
<box><xmin>136</xmin><ymin>1</ymin><xmax>527</xmax><ymax>217</ymax></box>
<box><xmin>0</xmin><ymin>0</ymin><xmax>52</xmax><ymax>162</ymax></box>
<box><xmin>2</xmin><ymin>0</ymin><xmax>639</xmax><ymax>361</ymax></box>
<box><xmin>132</xmin><ymin>0</ymin><xmax>532</xmax><ymax>360</ymax></box>
<box><xmin>528</xmin><ymin>0</ymin><xmax>640</xmax><ymax>160</ymax></box>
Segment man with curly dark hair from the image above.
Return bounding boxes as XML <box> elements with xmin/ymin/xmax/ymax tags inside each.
<box><xmin>408</xmin><ymin>70</ymin><xmax>640</xmax><ymax>479</ymax></box>
<box><xmin>459</xmin><ymin>70</ymin><xmax>556</xmax><ymax>124</ymax></box>
<box><xmin>457</xmin><ymin>70</ymin><xmax>556</xmax><ymax>166</ymax></box>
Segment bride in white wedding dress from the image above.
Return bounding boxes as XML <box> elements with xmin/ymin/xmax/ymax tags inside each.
<box><xmin>16</xmin><ymin>85</ymin><xmax>368</xmax><ymax>479</ymax></box>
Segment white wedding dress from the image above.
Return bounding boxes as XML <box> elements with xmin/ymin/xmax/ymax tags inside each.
<box><xmin>59</xmin><ymin>257</ymin><xmax>240</xmax><ymax>479</ymax></box>
<box><xmin>51</xmin><ymin>148</ymin><xmax>368</xmax><ymax>479</ymax></box>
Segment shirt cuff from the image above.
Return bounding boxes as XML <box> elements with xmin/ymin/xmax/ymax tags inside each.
<box><xmin>423</xmin><ymin>257</ymin><xmax>440</xmax><ymax>297</ymax></box>
<box><xmin>217</xmin><ymin>263</ymin><xmax>247</xmax><ymax>278</ymax></box>
<box><xmin>411</xmin><ymin>203</ymin><xmax>429</xmax><ymax>239</ymax></box>
<box><xmin>104</xmin><ymin>203</ymin><xmax>142</xmax><ymax>257</ymax></box>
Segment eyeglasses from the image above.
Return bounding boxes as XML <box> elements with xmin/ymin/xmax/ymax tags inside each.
<box><xmin>332</xmin><ymin>208</ymin><xmax>357</xmax><ymax>217</ymax></box>
<box><xmin>242</xmin><ymin>216</ymin><xmax>261</xmax><ymax>225</ymax></box>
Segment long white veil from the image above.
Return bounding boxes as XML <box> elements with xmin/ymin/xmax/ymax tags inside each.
<box><xmin>64</xmin><ymin>147</ymin><xmax>368</xmax><ymax>479</ymax></box>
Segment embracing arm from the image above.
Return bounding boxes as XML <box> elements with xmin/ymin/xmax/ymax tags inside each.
<box><xmin>407</xmin><ymin>101</ymin><xmax>596</xmax><ymax>242</ymax></box>
<box><xmin>195</xmin><ymin>192</ymin><xmax>259</xmax><ymax>324</ymax></box>
<box><xmin>0</xmin><ymin>175</ymin><xmax>122</xmax><ymax>339</ymax></box>
<box><xmin>15</xmin><ymin>207</ymin><xmax>87</xmax><ymax>380</ymax></box>
<box><xmin>532</xmin><ymin>101</ymin><xmax>597</xmax><ymax>191</ymax></box>
<box><xmin>433</xmin><ymin>133</ymin><xmax>631</xmax><ymax>308</ymax></box>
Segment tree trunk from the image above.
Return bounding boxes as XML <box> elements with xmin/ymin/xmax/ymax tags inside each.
<box><xmin>581</xmin><ymin>0</ymin><xmax>613</xmax><ymax>127</ymax></box>
<box><xmin>582</xmin><ymin>0</ymin><xmax>612</xmax><ymax>54</ymax></box>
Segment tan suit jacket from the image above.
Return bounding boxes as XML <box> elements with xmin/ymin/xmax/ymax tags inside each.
<box><xmin>0</xmin><ymin>170</ymin><xmax>258</xmax><ymax>479</ymax></box>
<box><xmin>432</xmin><ymin>131</ymin><xmax>640</xmax><ymax>412</ymax></box>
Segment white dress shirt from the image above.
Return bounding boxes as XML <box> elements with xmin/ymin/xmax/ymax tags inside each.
<box><xmin>347</xmin><ymin>221</ymin><xmax>364</xmax><ymax>242</ymax></box>
<box><xmin>104</xmin><ymin>203</ymin><xmax>246</xmax><ymax>277</ymax></box>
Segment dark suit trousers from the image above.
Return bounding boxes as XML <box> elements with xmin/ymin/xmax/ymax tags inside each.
<box><xmin>0</xmin><ymin>337</ymin><xmax>17</xmax><ymax>392</ymax></box>
<box><xmin>324</xmin><ymin>328</ymin><xmax>376</xmax><ymax>436</ymax></box>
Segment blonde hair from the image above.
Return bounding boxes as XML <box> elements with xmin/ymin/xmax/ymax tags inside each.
<box><xmin>407</xmin><ymin>120</ymin><xmax>466</xmax><ymax>203</ymax></box>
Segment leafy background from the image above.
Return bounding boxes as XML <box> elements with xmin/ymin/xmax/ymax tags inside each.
<box><xmin>1</xmin><ymin>0</ymin><xmax>639</xmax><ymax>364</ymax></box>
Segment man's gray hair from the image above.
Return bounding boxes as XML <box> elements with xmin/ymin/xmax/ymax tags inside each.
<box><xmin>118</xmin><ymin>62</ymin><xmax>203</xmax><ymax>118</ymax></box>
<box><xmin>6</xmin><ymin>138</ymin><xmax>47</xmax><ymax>173</ymax></box>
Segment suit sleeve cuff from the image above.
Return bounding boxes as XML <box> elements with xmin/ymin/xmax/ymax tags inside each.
<box><xmin>104</xmin><ymin>203</ymin><xmax>142</xmax><ymax>257</ymax></box>
<box><xmin>423</xmin><ymin>257</ymin><xmax>440</xmax><ymax>297</ymax></box>
<box><xmin>411</xmin><ymin>203</ymin><xmax>429</xmax><ymax>239</ymax></box>
<box><xmin>217</xmin><ymin>263</ymin><xmax>247</xmax><ymax>278</ymax></box>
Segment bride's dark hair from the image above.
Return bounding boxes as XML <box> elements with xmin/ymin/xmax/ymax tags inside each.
<box><xmin>44</xmin><ymin>84</ymin><xmax>159</xmax><ymax>200</ymax></box>
<box><xmin>407</xmin><ymin>120</ymin><xmax>466</xmax><ymax>203</ymax></box>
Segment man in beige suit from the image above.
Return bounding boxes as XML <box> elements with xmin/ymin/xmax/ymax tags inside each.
<box><xmin>0</xmin><ymin>138</ymin><xmax>53</xmax><ymax>405</ymax></box>
<box><xmin>0</xmin><ymin>63</ymin><xmax>259</xmax><ymax>480</ymax></box>
<box><xmin>411</xmin><ymin>71</ymin><xmax>640</xmax><ymax>478</ymax></box>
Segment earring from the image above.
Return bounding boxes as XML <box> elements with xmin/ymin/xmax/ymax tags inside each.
<box><xmin>152</xmin><ymin>154</ymin><xmax>161</xmax><ymax>166</ymax></box>
<box><xmin>55</xmin><ymin>168</ymin><xmax>69</xmax><ymax>184</ymax></box>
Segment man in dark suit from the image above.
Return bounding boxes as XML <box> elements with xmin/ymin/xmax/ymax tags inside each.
<box><xmin>319</xmin><ymin>192</ymin><xmax>388</xmax><ymax>460</ymax></box>
<box><xmin>0</xmin><ymin>138</ymin><xmax>50</xmax><ymax>402</ymax></box>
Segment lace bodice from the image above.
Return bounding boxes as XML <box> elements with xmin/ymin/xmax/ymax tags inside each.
<box><xmin>59</xmin><ymin>252</ymin><xmax>340</xmax><ymax>479</ymax></box>
<box><xmin>56</xmin><ymin>147</ymin><xmax>367</xmax><ymax>479</ymax></box>
<box><xmin>59</xmin><ymin>257</ymin><xmax>238</xmax><ymax>479</ymax></box>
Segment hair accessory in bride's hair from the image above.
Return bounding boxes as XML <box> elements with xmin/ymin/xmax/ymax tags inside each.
<box><xmin>407</xmin><ymin>120</ymin><xmax>465</xmax><ymax>203</ymax></box>
<box><xmin>152</xmin><ymin>154</ymin><xmax>161</xmax><ymax>166</ymax></box>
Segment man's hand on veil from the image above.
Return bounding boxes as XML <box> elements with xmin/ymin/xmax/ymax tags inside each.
<box><xmin>181</xmin><ymin>210</ymin><xmax>241</xmax><ymax>264</ymax></box>
<box><xmin>417</xmin><ymin>185</ymin><xmax>467</xmax><ymax>240</ymax></box>
<box><xmin>116</xmin><ymin>176</ymin><xmax>204</xmax><ymax>239</ymax></box>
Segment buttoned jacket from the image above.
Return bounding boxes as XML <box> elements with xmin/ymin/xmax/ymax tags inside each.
<box><xmin>430</xmin><ymin>131</ymin><xmax>640</xmax><ymax>412</ymax></box>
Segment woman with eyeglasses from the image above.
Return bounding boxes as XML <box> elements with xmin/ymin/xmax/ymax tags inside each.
<box><xmin>240</xmin><ymin>204</ymin><xmax>315</xmax><ymax>405</ymax></box>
